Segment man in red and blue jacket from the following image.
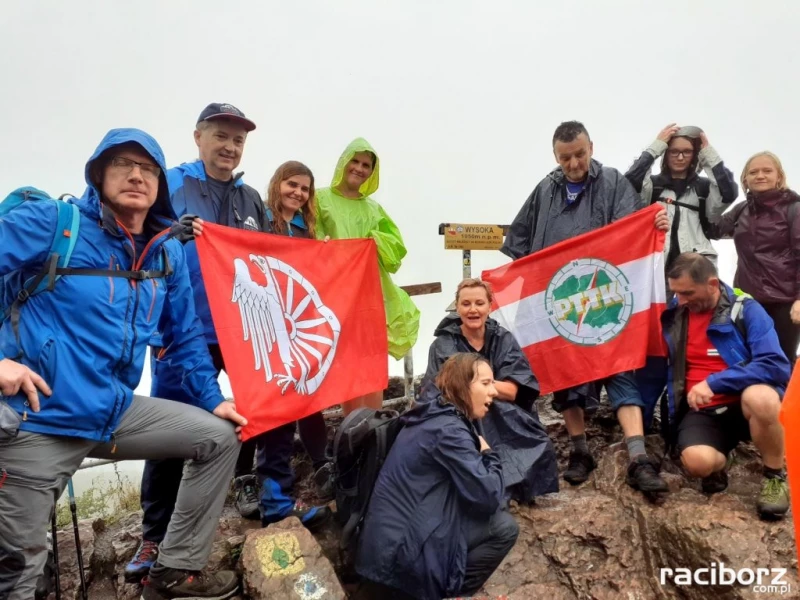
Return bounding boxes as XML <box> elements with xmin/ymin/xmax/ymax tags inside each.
<box><xmin>662</xmin><ymin>252</ymin><xmax>791</xmax><ymax>519</ymax></box>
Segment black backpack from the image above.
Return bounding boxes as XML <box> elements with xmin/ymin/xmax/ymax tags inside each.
<box><xmin>332</xmin><ymin>407</ymin><xmax>404</xmax><ymax>550</ymax></box>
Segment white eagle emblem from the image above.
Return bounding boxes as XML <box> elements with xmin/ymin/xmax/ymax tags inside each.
<box><xmin>231</xmin><ymin>255</ymin><xmax>341</xmax><ymax>395</ymax></box>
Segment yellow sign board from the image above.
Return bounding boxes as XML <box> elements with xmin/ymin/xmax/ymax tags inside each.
<box><xmin>443</xmin><ymin>223</ymin><xmax>505</xmax><ymax>250</ymax></box>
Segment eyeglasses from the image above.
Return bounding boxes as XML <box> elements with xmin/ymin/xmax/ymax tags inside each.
<box><xmin>108</xmin><ymin>156</ymin><xmax>161</xmax><ymax>180</ymax></box>
<box><xmin>668</xmin><ymin>149</ymin><xmax>693</xmax><ymax>159</ymax></box>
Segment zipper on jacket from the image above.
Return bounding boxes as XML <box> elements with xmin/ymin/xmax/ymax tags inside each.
<box><xmin>146</xmin><ymin>279</ymin><xmax>158</xmax><ymax>322</ymax></box>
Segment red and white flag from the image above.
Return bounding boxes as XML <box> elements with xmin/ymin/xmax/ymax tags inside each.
<box><xmin>482</xmin><ymin>204</ymin><xmax>667</xmax><ymax>395</ymax></box>
<box><xmin>196</xmin><ymin>223</ymin><xmax>388</xmax><ymax>440</ymax></box>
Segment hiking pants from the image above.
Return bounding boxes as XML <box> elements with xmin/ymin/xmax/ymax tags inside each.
<box><xmin>635</xmin><ymin>356</ymin><xmax>668</xmax><ymax>431</ymax></box>
<box><xmin>0</xmin><ymin>395</ymin><xmax>239</xmax><ymax>600</ymax></box>
<box><xmin>140</xmin><ymin>345</ymin><xmax>255</xmax><ymax>543</ymax></box>
<box><xmin>459</xmin><ymin>508</ymin><xmax>519</xmax><ymax>596</ymax></box>
<box><xmin>253</xmin><ymin>411</ymin><xmax>329</xmax><ymax>521</ymax></box>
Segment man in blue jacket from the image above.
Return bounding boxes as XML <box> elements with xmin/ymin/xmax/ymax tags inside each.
<box><xmin>663</xmin><ymin>252</ymin><xmax>791</xmax><ymax>519</ymax></box>
<box><xmin>0</xmin><ymin>129</ymin><xmax>245</xmax><ymax>599</ymax></box>
<box><xmin>128</xmin><ymin>103</ymin><xmax>270</xmax><ymax>580</ymax></box>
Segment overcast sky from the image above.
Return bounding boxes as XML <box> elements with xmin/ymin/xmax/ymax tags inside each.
<box><xmin>2</xmin><ymin>0</ymin><xmax>797</xmax><ymax>396</ymax></box>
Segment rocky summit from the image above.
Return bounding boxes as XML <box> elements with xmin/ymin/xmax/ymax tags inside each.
<box><xmin>42</xmin><ymin>386</ymin><xmax>799</xmax><ymax>599</ymax></box>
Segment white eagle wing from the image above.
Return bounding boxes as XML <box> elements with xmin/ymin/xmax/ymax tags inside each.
<box><xmin>232</xmin><ymin>259</ymin><xmax>277</xmax><ymax>381</ymax></box>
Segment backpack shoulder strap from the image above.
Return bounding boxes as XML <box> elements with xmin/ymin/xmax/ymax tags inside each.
<box><xmin>731</xmin><ymin>290</ymin><xmax>750</xmax><ymax>341</ymax></box>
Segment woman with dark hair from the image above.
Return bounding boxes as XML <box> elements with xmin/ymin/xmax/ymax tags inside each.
<box><xmin>626</xmin><ymin>124</ymin><xmax>739</xmax><ymax>430</ymax></box>
<box><xmin>711</xmin><ymin>151</ymin><xmax>800</xmax><ymax>366</ymax></box>
<box><xmin>254</xmin><ymin>161</ymin><xmax>333</xmax><ymax>530</ymax></box>
<box><xmin>423</xmin><ymin>278</ymin><xmax>558</xmax><ymax>502</ymax></box>
<box><xmin>356</xmin><ymin>353</ymin><xmax>519</xmax><ymax>600</ymax></box>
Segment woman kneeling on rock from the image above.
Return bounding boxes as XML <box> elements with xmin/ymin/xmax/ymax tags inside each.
<box><xmin>355</xmin><ymin>353</ymin><xmax>519</xmax><ymax>600</ymax></box>
<box><xmin>423</xmin><ymin>278</ymin><xmax>559</xmax><ymax>503</ymax></box>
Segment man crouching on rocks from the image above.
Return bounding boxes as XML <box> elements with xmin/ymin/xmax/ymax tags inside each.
<box><xmin>0</xmin><ymin>128</ymin><xmax>245</xmax><ymax>599</ymax></box>
<box><xmin>663</xmin><ymin>253</ymin><xmax>792</xmax><ymax>519</ymax></box>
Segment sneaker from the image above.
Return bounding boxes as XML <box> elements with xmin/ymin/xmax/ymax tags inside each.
<box><xmin>563</xmin><ymin>451</ymin><xmax>597</xmax><ymax>485</ymax></box>
<box><xmin>233</xmin><ymin>475</ymin><xmax>261</xmax><ymax>520</ymax></box>
<box><xmin>262</xmin><ymin>499</ymin><xmax>332</xmax><ymax>531</ymax></box>
<box><xmin>701</xmin><ymin>469</ymin><xmax>729</xmax><ymax>494</ymax></box>
<box><xmin>757</xmin><ymin>476</ymin><xmax>790</xmax><ymax>520</ymax></box>
<box><xmin>140</xmin><ymin>567</ymin><xmax>239</xmax><ymax>600</ymax></box>
<box><xmin>125</xmin><ymin>540</ymin><xmax>159</xmax><ymax>583</ymax></box>
<box><xmin>313</xmin><ymin>462</ymin><xmax>335</xmax><ymax>502</ymax></box>
<box><xmin>626</xmin><ymin>455</ymin><xmax>669</xmax><ymax>493</ymax></box>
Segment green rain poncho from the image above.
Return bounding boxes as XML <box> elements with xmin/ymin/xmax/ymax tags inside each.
<box><xmin>315</xmin><ymin>138</ymin><xmax>420</xmax><ymax>359</ymax></box>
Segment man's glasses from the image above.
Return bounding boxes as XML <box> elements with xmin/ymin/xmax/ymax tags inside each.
<box><xmin>109</xmin><ymin>156</ymin><xmax>161</xmax><ymax>180</ymax></box>
<box><xmin>668</xmin><ymin>149</ymin><xmax>693</xmax><ymax>159</ymax></box>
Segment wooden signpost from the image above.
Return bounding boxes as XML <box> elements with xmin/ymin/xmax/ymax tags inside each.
<box><xmin>438</xmin><ymin>222</ymin><xmax>509</xmax><ymax>310</ymax></box>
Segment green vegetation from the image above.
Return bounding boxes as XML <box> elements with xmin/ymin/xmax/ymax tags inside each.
<box><xmin>56</xmin><ymin>465</ymin><xmax>139</xmax><ymax>528</ymax></box>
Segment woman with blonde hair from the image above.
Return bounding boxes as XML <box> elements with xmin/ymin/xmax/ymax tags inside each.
<box><xmin>712</xmin><ymin>151</ymin><xmax>800</xmax><ymax>365</ymax></box>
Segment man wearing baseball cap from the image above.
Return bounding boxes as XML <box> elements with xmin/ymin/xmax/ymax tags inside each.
<box><xmin>126</xmin><ymin>102</ymin><xmax>268</xmax><ymax>582</ymax></box>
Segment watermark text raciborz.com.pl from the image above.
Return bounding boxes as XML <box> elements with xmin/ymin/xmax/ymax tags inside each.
<box><xmin>660</xmin><ymin>563</ymin><xmax>791</xmax><ymax>595</ymax></box>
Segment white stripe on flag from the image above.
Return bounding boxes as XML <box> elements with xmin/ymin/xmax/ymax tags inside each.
<box><xmin>491</xmin><ymin>252</ymin><xmax>665</xmax><ymax>348</ymax></box>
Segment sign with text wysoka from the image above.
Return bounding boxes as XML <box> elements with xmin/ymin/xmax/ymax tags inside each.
<box><xmin>443</xmin><ymin>223</ymin><xmax>505</xmax><ymax>250</ymax></box>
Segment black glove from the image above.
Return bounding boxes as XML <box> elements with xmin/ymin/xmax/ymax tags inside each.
<box><xmin>170</xmin><ymin>214</ymin><xmax>200</xmax><ymax>243</ymax></box>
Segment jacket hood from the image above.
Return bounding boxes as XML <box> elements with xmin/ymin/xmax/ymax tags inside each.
<box><xmin>548</xmin><ymin>158</ymin><xmax>603</xmax><ymax>184</ymax></box>
<box><xmin>77</xmin><ymin>128</ymin><xmax>175</xmax><ymax>223</ymax></box>
<box><xmin>330</xmin><ymin>137</ymin><xmax>380</xmax><ymax>197</ymax></box>
<box><xmin>433</xmin><ymin>313</ymin><xmax>500</xmax><ymax>337</ymax></box>
<box><xmin>748</xmin><ymin>188</ymin><xmax>800</xmax><ymax>208</ymax></box>
<box><xmin>403</xmin><ymin>384</ymin><xmax>466</xmax><ymax>426</ymax></box>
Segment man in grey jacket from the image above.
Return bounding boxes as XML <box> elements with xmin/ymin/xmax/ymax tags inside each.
<box><xmin>625</xmin><ymin>124</ymin><xmax>738</xmax><ymax>432</ymax></box>
<box><xmin>502</xmin><ymin>121</ymin><xmax>670</xmax><ymax>496</ymax></box>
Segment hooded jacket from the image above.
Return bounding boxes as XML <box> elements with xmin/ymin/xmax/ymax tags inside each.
<box><xmin>356</xmin><ymin>385</ymin><xmax>505</xmax><ymax>600</ymax></box>
<box><xmin>264</xmin><ymin>207</ymin><xmax>311</xmax><ymax>239</ymax></box>
<box><xmin>162</xmin><ymin>160</ymin><xmax>266</xmax><ymax>345</ymax></box>
<box><xmin>0</xmin><ymin>129</ymin><xmax>224</xmax><ymax>441</ymax></box>
<box><xmin>422</xmin><ymin>314</ymin><xmax>559</xmax><ymax>501</ymax></box>
<box><xmin>710</xmin><ymin>189</ymin><xmax>800</xmax><ymax>304</ymax></box>
<box><xmin>625</xmin><ymin>140</ymin><xmax>738</xmax><ymax>265</ymax></box>
<box><xmin>661</xmin><ymin>284</ymin><xmax>791</xmax><ymax>437</ymax></box>
<box><xmin>315</xmin><ymin>138</ymin><xmax>420</xmax><ymax>359</ymax></box>
<box><xmin>501</xmin><ymin>159</ymin><xmax>643</xmax><ymax>259</ymax></box>
<box><xmin>425</xmin><ymin>314</ymin><xmax>539</xmax><ymax>411</ymax></box>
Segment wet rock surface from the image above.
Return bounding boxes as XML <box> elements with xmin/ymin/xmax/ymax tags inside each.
<box><xmin>43</xmin><ymin>386</ymin><xmax>798</xmax><ymax>599</ymax></box>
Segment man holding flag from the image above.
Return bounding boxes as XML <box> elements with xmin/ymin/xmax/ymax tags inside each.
<box><xmin>499</xmin><ymin>121</ymin><xmax>670</xmax><ymax>495</ymax></box>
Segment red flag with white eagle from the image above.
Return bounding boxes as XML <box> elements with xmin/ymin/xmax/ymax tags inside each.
<box><xmin>196</xmin><ymin>223</ymin><xmax>388</xmax><ymax>441</ymax></box>
<box><xmin>482</xmin><ymin>204</ymin><xmax>667</xmax><ymax>395</ymax></box>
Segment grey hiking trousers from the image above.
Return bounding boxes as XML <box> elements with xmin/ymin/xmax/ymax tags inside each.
<box><xmin>0</xmin><ymin>394</ymin><xmax>240</xmax><ymax>599</ymax></box>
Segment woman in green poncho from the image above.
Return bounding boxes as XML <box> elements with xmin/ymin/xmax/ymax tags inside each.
<box><xmin>316</xmin><ymin>138</ymin><xmax>420</xmax><ymax>415</ymax></box>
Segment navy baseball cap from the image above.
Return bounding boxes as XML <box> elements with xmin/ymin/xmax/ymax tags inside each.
<box><xmin>197</xmin><ymin>103</ymin><xmax>256</xmax><ymax>132</ymax></box>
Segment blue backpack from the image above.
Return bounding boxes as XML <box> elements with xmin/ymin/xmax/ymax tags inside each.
<box><xmin>0</xmin><ymin>187</ymin><xmax>171</xmax><ymax>351</ymax></box>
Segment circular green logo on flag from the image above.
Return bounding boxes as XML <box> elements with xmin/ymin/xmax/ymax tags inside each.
<box><xmin>544</xmin><ymin>258</ymin><xmax>634</xmax><ymax>346</ymax></box>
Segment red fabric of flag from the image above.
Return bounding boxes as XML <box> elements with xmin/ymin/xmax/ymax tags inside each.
<box><xmin>482</xmin><ymin>204</ymin><xmax>667</xmax><ymax>394</ymax></box>
<box><xmin>196</xmin><ymin>223</ymin><xmax>388</xmax><ymax>440</ymax></box>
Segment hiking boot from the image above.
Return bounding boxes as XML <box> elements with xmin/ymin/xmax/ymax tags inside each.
<box><xmin>262</xmin><ymin>499</ymin><xmax>332</xmax><ymax>531</ymax></box>
<box><xmin>701</xmin><ymin>469</ymin><xmax>729</xmax><ymax>494</ymax></box>
<box><xmin>563</xmin><ymin>451</ymin><xmax>596</xmax><ymax>485</ymax></box>
<box><xmin>626</xmin><ymin>455</ymin><xmax>669</xmax><ymax>493</ymax></box>
<box><xmin>757</xmin><ymin>476</ymin><xmax>790</xmax><ymax>520</ymax></box>
<box><xmin>233</xmin><ymin>475</ymin><xmax>260</xmax><ymax>520</ymax></box>
<box><xmin>125</xmin><ymin>539</ymin><xmax>159</xmax><ymax>583</ymax></box>
<box><xmin>313</xmin><ymin>462</ymin><xmax>335</xmax><ymax>502</ymax></box>
<box><xmin>140</xmin><ymin>566</ymin><xmax>239</xmax><ymax>599</ymax></box>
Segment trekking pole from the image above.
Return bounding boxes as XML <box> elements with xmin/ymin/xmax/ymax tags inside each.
<box><xmin>51</xmin><ymin>509</ymin><xmax>61</xmax><ymax>600</ymax></box>
<box><xmin>66</xmin><ymin>479</ymin><xmax>88</xmax><ymax>600</ymax></box>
